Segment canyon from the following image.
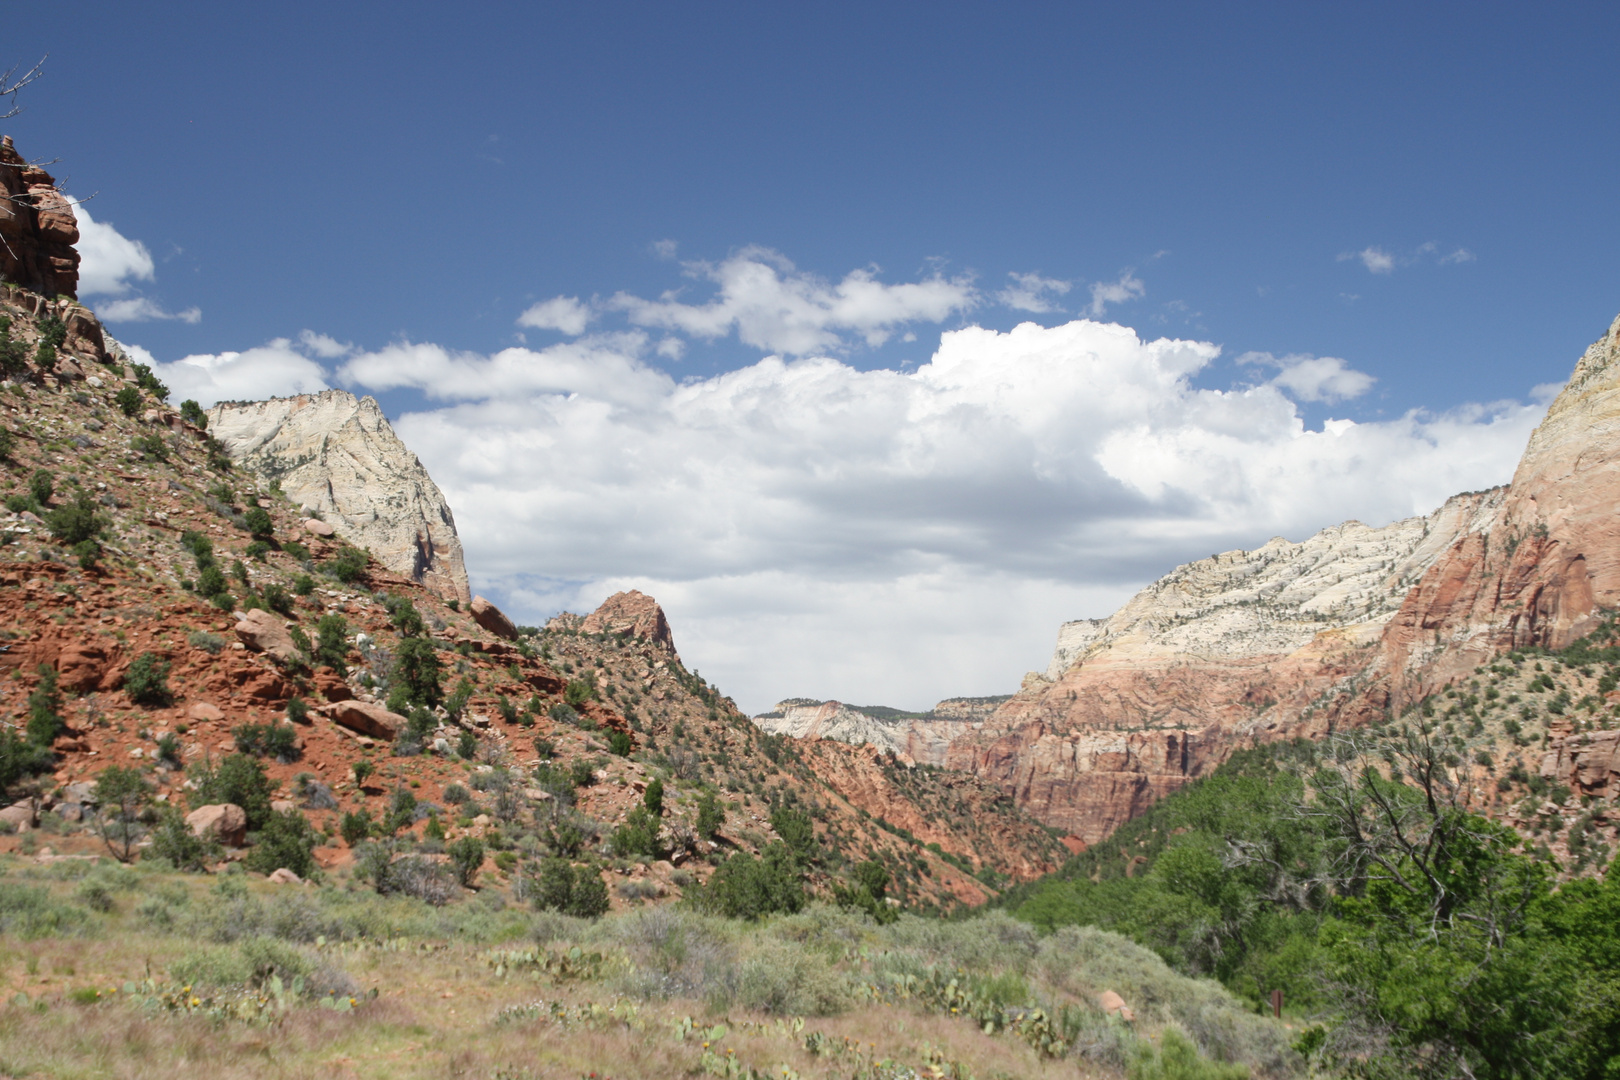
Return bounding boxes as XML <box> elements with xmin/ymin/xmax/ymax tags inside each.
<box><xmin>762</xmin><ymin>312</ymin><xmax>1620</xmax><ymax>847</ymax></box>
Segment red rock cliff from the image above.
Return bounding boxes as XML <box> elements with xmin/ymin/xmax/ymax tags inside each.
<box><xmin>0</xmin><ymin>135</ymin><xmax>79</xmax><ymax>297</ymax></box>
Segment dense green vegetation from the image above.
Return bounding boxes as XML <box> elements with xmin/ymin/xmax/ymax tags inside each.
<box><xmin>1003</xmin><ymin>713</ymin><xmax>1620</xmax><ymax>1078</ymax></box>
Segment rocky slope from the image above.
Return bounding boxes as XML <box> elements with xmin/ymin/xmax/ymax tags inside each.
<box><xmin>0</xmin><ymin>294</ymin><xmax>1061</xmax><ymax>908</ymax></box>
<box><xmin>206</xmin><ymin>390</ymin><xmax>471</xmax><ymax>605</ymax></box>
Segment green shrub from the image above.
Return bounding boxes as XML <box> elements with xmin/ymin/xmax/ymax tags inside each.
<box><xmin>770</xmin><ymin>807</ymin><xmax>817</xmax><ymax>863</ymax></box>
<box><xmin>26</xmin><ymin>663</ymin><xmax>64</xmax><ymax>746</ymax></box>
<box><xmin>564</xmin><ymin>679</ymin><xmax>594</xmax><ymax>707</ymax></box>
<box><xmin>293</xmin><ymin>572</ymin><xmax>315</xmax><ymax>595</ymax></box>
<box><xmin>0</xmin><ymin>727</ymin><xmax>54</xmax><ymax>790</ymax></box>
<box><xmin>328</xmin><ymin>545</ymin><xmax>368</xmax><ymax>583</ymax></box>
<box><xmin>0</xmin><ymin>880</ymin><xmax>90</xmax><ymax>938</ymax></box>
<box><xmin>233</xmin><ymin>721</ymin><xmax>300</xmax><ymax>763</ymax></box>
<box><xmin>114</xmin><ymin>386</ymin><xmax>141</xmax><ymax>416</ymax></box>
<box><xmin>243</xmin><ymin>506</ymin><xmax>273</xmax><ymax>540</ymax></box>
<box><xmin>124</xmin><ymin>652</ymin><xmax>173</xmax><ymax>706</ymax></box>
<box><xmin>131</xmin><ymin>431</ymin><xmax>168</xmax><ymax>460</ymax></box>
<box><xmin>29</xmin><ymin>468</ymin><xmax>53</xmax><ymax>505</ymax></box>
<box><xmin>1127</xmin><ymin>1029</ymin><xmax>1249</xmax><ymax>1080</ymax></box>
<box><xmin>393</xmin><ymin>636</ymin><xmax>442</xmax><ymax>707</ymax></box>
<box><xmin>643</xmin><ymin>778</ymin><xmax>664</xmax><ymax>816</ymax></box>
<box><xmin>448</xmin><ymin>836</ymin><xmax>484</xmax><ymax>887</ymax></box>
<box><xmin>340</xmin><ymin>808</ymin><xmax>373</xmax><ymax>847</ymax></box>
<box><xmin>195</xmin><ymin>563</ymin><xmax>228</xmax><ymax>597</ymax></box>
<box><xmin>534</xmin><ymin>858</ymin><xmax>609</xmax><ymax>918</ymax></box>
<box><xmin>611</xmin><ymin>806</ymin><xmax>668</xmax><ymax>860</ymax></box>
<box><xmin>315</xmin><ymin>613</ymin><xmax>349</xmax><ymax>672</ymax></box>
<box><xmin>244</xmin><ymin>809</ymin><xmax>319</xmax><ymax>878</ymax></box>
<box><xmin>609</xmin><ymin>730</ymin><xmax>633</xmax><ymax>756</ymax></box>
<box><xmin>701</xmin><ymin>843</ymin><xmax>806</xmax><ymax>920</ymax></box>
<box><xmin>385</xmin><ymin>593</ymin><xmax>426</xmax><ymax>637</ymax></box>
<box><xmin>0</xmin><ymin>427</ymin><xmax>13</xmax><ymax>460</ymax></box>
<box><xmin>0</xmin><ymin>317</ymin><xmax>27</xmax><ymax>377</ymax></box>
<box><xmin>46</xmin><ymin>490</ymin><xmax>105</xmax><ymax>546</ymax></box>
<box><xmin>130</xmin><ymin>362</ymin><xmax>170</xmax><ymax>401</ymax></box>
<box><xmin>71</xmin><ymin>538</ymin><xmax>101</xmax><ymax>570</ymax></box>
<box><xmin>190</xmin><ymin>753</ymin><xmax>275</xmax><ymax>830</ymax></box>
<box><xmin>549</xmin><ymin>702</ymin><xmax>579</xmax><ymax>725</ymax></box>
<box><xmin>262</xmin><ymin>581</ymin><xmax>293</xmax><ymax>614</ymax></box>
<box><xmin>179</xmin><ymin>399</ymin><xmax>208</xmax><ymax>428</ymax></box>
<box><xmin>245</xmin><ymin>539</ymin><xmax>270</xmax><ymax>560</ymax></box>
<box><xmin>94</xmin><ymin>765</ymin><xmax>149</xmax><ymax>863</ymax></box>
<box><xmin>457</xmin><ymin>730</ymin><xmax>478</xmax><ymax>759</ymax></box>
<box><xmin>695</xmin><ymin>790</ymin><xmax>724</xmax><ymax>840</ymax></box>
<box><xmin>445</xmin><ymin>676</ymin><xmax>474</xmax><ymax>719</ymax></box>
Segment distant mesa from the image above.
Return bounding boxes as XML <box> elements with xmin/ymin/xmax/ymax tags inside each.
<box><xmin>752</xmin><ymin>696</ymin><xmax>1008</xmax><ymax>765</ymax></box>
<box><xmin>207</xmin><ymin>389</ymin><xmax>471</xmax><ymax>605</ymax></box>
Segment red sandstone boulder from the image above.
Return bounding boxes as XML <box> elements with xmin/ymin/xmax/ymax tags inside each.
<box><xmin>55</xmin><ymin>642</ymin><xmax>110</xmax><ymax>692</ymax></box>
<box><xmin>234</xmin><ymin>609</ymin><xmax>300</xmax><ymax>664</ymax></box>
<box><xmin>470</xmin><ymin>596</ymin><xmax>518</xmax><ymax>640</ymax></box>
<box><xmin>186</xmin><ymin>803</ymin><xmax>247</xmax><ymax>847</ymax></box>
<box><xmin>321</xmin><ymin>699</ymin><xmax>406</xmax><ymax>740</ymax></box>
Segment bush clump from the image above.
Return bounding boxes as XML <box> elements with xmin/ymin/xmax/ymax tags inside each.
<box><xmin>534</xmin><ymin>858</ymin><xmax>610</xmax><ymax>919</ymax></box>
<box><xmin>124</xmin><ymin>652</ymin><xmax>173</xmax><ymax>706</ymax></box>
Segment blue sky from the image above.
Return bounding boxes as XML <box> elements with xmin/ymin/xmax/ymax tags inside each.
<box><xmin>7</xmin><ymin>3</ymin><xmax>1620</xmax><ymax>709</ymax></box>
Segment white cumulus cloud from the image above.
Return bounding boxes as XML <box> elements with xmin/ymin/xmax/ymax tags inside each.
<box><xmin>71</xmin><ymin>202</ymin><xmax>154</xmax><ymax>297</ymax></box>
<box><xmin>93</xmin><ymin>297</ymin><xmax>201</xmax><ymax>324</ymax></box>
<box><xmin>997</xmin><ymin>272</ymin><xmax>1072</xmax><ymax>313</ymax></box>
<box><xmin>517</xmin><ymin>295</ymin><xmax>593</xmax><ymax>336</ymax></box>
<box><xmin>1238</xmin><ymin>351</ymin><xmax>1376</xmax><ymax>403</ymax></box>
<box><xmin>321</xmin><ymin>317</ymin><xmax>1545</xmax><ymax>711</ymax></box>
<box><xmin>147</xmin><ymin>338</ymin><xmax>331</xmax><ymax>407</ymax></box>
<box><xmin>607</xmin><ymin>246</ymin><xmax>977</xmax><ymax>355</ymax></box>
<box><xmin>1341</xmin><ymin>246</ymin><xmax>1396</xmax><ymax>274</ymax></box>
<box><xmin>1088</xmin><ymin>271</ymin><xmax>1145</xmax><ymax>315</ymax></box>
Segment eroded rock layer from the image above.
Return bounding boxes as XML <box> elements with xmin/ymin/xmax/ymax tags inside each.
<box><xmin>0</xmin><ymin>136</ymin><xmax>79</xmax><ymax>298</ymax></box>
<box><xmin>207</xmin><ymin>390</ymin><xmax>471</xmax><ymax>604</ymax></box>
<box><xmin>946</xmin><ymin>312</ymin><xmax>1620</xmax><ymax>844</ymax></box>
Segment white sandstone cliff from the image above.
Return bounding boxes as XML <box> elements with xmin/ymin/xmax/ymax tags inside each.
<box><xmin>207</xmin><ymin>390</ymin><xmax>471</xmax><ymax>604</ymax></box>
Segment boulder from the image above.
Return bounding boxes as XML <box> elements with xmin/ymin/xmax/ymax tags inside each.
<box><xmin>302</xmin><ymin>517</ymin><xmax>336</xmax><ymax>537</ymax></box>
<box><xmin>55</xmin><ymin>642</ymin><xmax>110</xmax><ymax>692</ymax></box>
<box><xmin>189</xmin><ymin>702</ymin><xmax>225</xmax><ymax>722</ymax></box>
<box><xmin>233</xmin><ymin>609</ymin><xmax>300</xmax><ymax>664</ymax></box>
<box><xmin>186</xmin><ymin>803</ymin><xmax>247</xmax><ymax>847</ymax></box>
<box><xmin>266</xmin><ymin>867</ymin><xmax>303</xmax><ymax>885</ymax></box>
<box><xmin>1098</xmin><ymin>990</ymin><xmax>1135</xmax><ymax>1022</ymax></box>
<box><xmin>0</xmin><ymin>802</ymin><xmax>35</xmax><ymax>830</ymax></box>
<box><xmin>322</xmin><ymin>699</ymin><xmax>407</xmax><ymax>740</ymax></box>
<box><xmin>470</xmin><ymin>596</ymin><xmax>518</xmax><ymax>640</ymax></box>
<box><xmin>270</xmin><ymin>799</ymin><xmax>296</xmax><ymax>814</ymax></box>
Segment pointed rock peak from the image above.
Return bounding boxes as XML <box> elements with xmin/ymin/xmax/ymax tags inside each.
<box><xmin>581</xmin><ymin>590</ymin><xmax>677</xmax><ymax>655</ymax></box>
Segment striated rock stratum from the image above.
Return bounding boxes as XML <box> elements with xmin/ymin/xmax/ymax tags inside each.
<box><xmin>207</xmin><ymin>390</ymin><xmax>471</xmax><ymax>604</ymax></box>
<box><xmin>753</xmin><ymin>697</ymin><xmax>1006</xmax><ymax>765</ymax></box>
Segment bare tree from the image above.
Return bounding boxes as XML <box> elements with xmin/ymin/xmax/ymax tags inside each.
<box><xmin>0</xmin><ymin>57</ymin><xmax>46</xmax><ymax>121</ymax></box>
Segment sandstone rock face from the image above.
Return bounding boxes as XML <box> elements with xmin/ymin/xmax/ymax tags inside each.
<box><xmin>233</xmin><ymin>609</ymin><xmax>299</xmax><ymax>664</ymax></box>
<box><xmin>1541</xmin><ymin>730</ymin><xmax>1620</xmax><ymax>799</ymax></box>
<box><xmin>206</xmin><ymin>390</ymin><xmax>470</xmax><ymax>604</ymax></box>
<box><xmin>0</xmin><ymin>136</ymin><xmax>79</xmax><ymax>297</ymax></box>
<box><xmin>580</xmin><ymin>590</ymin><xmax>677</xmax><ymax>654</ymax></box>
<box><xmin>1045</xmin><ymin>619</ymin><xmax>1106</xmax><ymax>681</ymax></box>
<box><xmin>187</xmin><ymin>803</ymin><xmax>247</xmax><ymax>847</ymax></box>
<box><xmin>753</xmin><ymin>697</ymin><xmax>1003</xmax><ymax>766</ymax></box>
<box><xmin>946</xmin><ymin>489</ymin><xmax>1504</xmax><ymax>843</ymax></box>
<box><xmin>320</xmin><ymin>699</ymin><xmax>407</xmax><ymax>740</ymax></box>
<box><xmin>1379</xmin><ymin>312</ymin><xmax>1620</xmax><ymax>707</ymax></box>
<box><xmin>470</xmin><ymin>596</ymin><xmax>518</xmax><ymax>640</ymax></box>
